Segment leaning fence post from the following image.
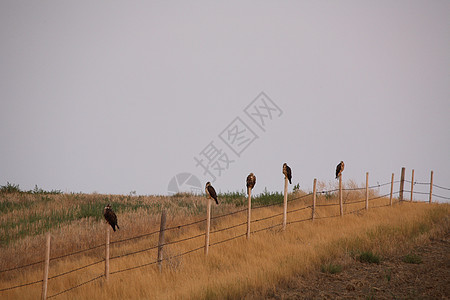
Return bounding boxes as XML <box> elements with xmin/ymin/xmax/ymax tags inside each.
<box><xmin>365</xmin><ymin>172</ymin><xmax>369</xmax><ymax>210</ymax></box>
<box><xmin>399</xmin><ymin>167</ymin><xmax>405</xmax><ymax>202</ymax></box>
<box><xmin>283</xmin><ymin>176</ymin><xmax>288</xmax><ymax>230</ymax></box>
<box><xmin>247</xmin><ymin>187</ymin><xmax>252</xmax><ymax>239</ymax></box>
<box><xmin>339</xmin><ymin>174</ymin><xmax>343</xmax><ymax>216</ymax></box>
<box><xmin>429</xmin><ymin>170</ymin><xmax>433</xmax><ymax>203</ymax></box>
<box><xmin>157</xmin><ymin>210</ymin><xmax>167</xmax><ymax>273</ymax></box>
<box><xmin>41</xmin><ymin>233</ymin><xmax>51</xmax><ymax>300</ymax></box>
<box><xmin>410</xmin><ymin>169</ymin><xmax>414</xmax><ymax>202</ymax></box>
<box><xmin>205</xmin><ymin>198</ymin><xmax>211</xmax><ymax>255</ymax></box>
<box><xmin>390</xmin><ymin>173</ymin><xmax>394</xmax><ymax>206</ymax></box>
<box><xmin>312</xmin><ymin>178</ymin><xmax>317</xmax><ymax>221</ymax></box>
<box><xmin>105</xmin><ymin>226</ymin><xmax>110</xmax><ymax>281</ymax></box>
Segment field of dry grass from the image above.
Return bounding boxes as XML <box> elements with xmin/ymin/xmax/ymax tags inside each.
<box><xmin>0</xmin><ymin>183</ymin><xmax>448</xmax><ymax>299</ymax></box>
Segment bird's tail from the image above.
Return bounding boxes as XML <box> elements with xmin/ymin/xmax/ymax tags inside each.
<box><xmin>289</xmin><ymin>179</ymin><xmax>292</xmax><ymax>184</ymax></box>
<box><xmin>112</xmin><ymin>226</ymin><xmax>116</xmax><ymax>232</ymax></box>
<box><xmin>215</xmin><ymin>199</ymin><xmax>219</xmax><ymax>205</ymax></box>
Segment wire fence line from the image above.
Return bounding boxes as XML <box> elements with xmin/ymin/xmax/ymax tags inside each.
<box><xmin>433</xmin><ymin>184</ymin><xmax>450</xmax><ymax>191</ymax></box>
<box><xmin>1</xmin><ymin>179</ymin><xmax>448</xmax><ymax>298</ymax></box>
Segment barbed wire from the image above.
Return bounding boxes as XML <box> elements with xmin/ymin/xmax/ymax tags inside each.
<box><xmin>110</xmin><ymin>232</ymin><xmax>205</xmax><ymax>261</ymax></box>
<box><xmin>286</xmin><ymin>216</ymin><xmax>311</xmax><ymax>225</ymax></box>
<box><xmin>47</xmin><ymin>274</ymin><xmax>103</xmax><ymax>299</ymax></box>
<box><xmin>286</xmin><ymin>205</ymin><xmax>312</xmax><ymax>215</ymax></box>
<box><xmin>49</xmin><ymin>244</ymin><xmax>104</xmax><ymax>262</ymax></box>
<box><xmin>251</xmin><ymin>211</ymin><xmax>284</xmax><ymax>224</ymax></box>
<box><xmin>210</xmin><ymin>207</ymin><xmax>248</xmax><ymax>221</ymax></box>
<box><xmin>344</xmin><ymin>207</ymin><xmax>365</xmax><ymax>215</ymax></box>
<box><xmin>432</xmin><ymin>194</ymin><xmax>450</xmax><ymax>200</ymax></box>
<box><xmin>288</xmin><ymin>192</ymin><xmax>312</xmax><ymax>203</ymax></box>
<box><xmin>345</xmin><ymin>199</ymin><xmax>366</xmax><ymax>205</ymax></box>
<box><xmin>0</xmin><ymin>259</ymin><xmax>44</xmax><ymax>274</ymax></box>
<box><xmin>0</xmin><ymin>278</ymin><xmax>42</xmax><ymax>292</ymax></box>
<box><xmin>110</xmin><ymin>245</ymin><xmax>205</xmax><ymax>276</ymax></box>
<box><xmin>48</xmin><ymin>259</ymin><xmax>104</xmax><ymax>281</ymax></box>
<box><xmin>404</xmin><ymin>180</ymin><xmax>430</xmax><ymax>185</ymax></box>
<box><xmin>210</xmin><ymin>221</ymin><xmax>247</xmax><ymax>235</ymax></box>
<box><xmin>433</xmin><ymin>184</ymin><xmax>450</xmax><ymax>191</ymax></box>
<box><xmin>210</xmin><ymin>233</ymin><xmax>247</xmax><ymax>247</ymax></box>
<box><xmin>315</xmin><ymin>202</ymin><xmax>339</xmax><ymax>207</ymax></box>
<box><xmin>250</xmin><ymin>223</ymin><xmax>282</xmax><ymax>234</ymax></box>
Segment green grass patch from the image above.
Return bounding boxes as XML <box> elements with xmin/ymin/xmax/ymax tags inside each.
<box><xmin>320</xmin><ymin>262</ymin><xmax>342</xmax><ymax>274</ymax></box>
<box><xmin>253</xmin><ymin>189</ymin><xmax>284</xmax><ymax>207</ymax></box>
<box><xmin>358</xmin><ymin>251</ymin><xmax>381</xmax><ymax>264</ymax></box>
<box><xmin>403</xmin><ymin>253</ymin><xmax>422</xmax><ymax>264</ymax></box>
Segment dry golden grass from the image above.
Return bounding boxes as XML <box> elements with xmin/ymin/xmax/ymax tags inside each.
<box><xmin>0</xmin><ymin>190</ymin><xmax>448</xmax><ymax>299</ymax></box>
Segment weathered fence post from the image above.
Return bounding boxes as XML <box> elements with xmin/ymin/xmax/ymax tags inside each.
<box><xmin>312</xmin><ymin>178</ymin><xmax>317</xmax><ymax>221</ymax></box>
<box><xmin>399</xmin><ymin>167</ymin><xmax>405</xmax><ymax>202</ymax></box>
<box><xmin>157</xmin><ymin>210</ymin><xmax>167</xmax><ymax>273</ymax></box>
<box><xmin>365</xmin><ymin>172</ymin><xmax>369</xmax><ymax>210</ymax></box>
<box><xmin>247</xmin><ymin>187</ymin><xmax>252</xmax><ymax>239</ymax></box>
<box><xmin>429</xmin><ymin>170</ymin><xmax>433</xmax><ymax>203</ymax></box>
<box><xmin>41</xmin><ymin>233</ymin><xmax>51</xmax><ymax>300</ymax></box>
<box><xmin>389</xmin><ymin>173</ymin><xmax>394</xmax><ymax>206</ymax></box>
<box><xmin>339</xmin><ymin>174</ymin><xmax>343</xmax><ymax>216</ymax></box>
<box><xmin>410</xmin><ymin>169</ymin><xmax>414</xmax><ymax>202</ymax></box>
<box><xmin>283</xmin><ymin>176</ymin><xmax>288</xmax><ymax>230</ymax></box>
<box><xmin>205</xmin><ymin>198</ymin><xmax>211</xmax><ymax>255</ymax></box>
<box><xmin>105</xmin><ymin>226</ymin><xmax>110</xmax><ymax>281</ymax></box>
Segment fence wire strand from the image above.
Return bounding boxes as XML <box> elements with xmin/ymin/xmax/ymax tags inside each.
<box><xmin>0</xmin><ymin>279</ymin><xmax>42</xmax><ymax>292</ymax></box>
<box><xmin>433</xmin><ymin>184</ymin><xmax>450</xmax><ymax>191</ymax></box>
<box><xmin>47</xmin><ymin>274</ymin><xmax>103</xmax><ymax>299</ymax></box>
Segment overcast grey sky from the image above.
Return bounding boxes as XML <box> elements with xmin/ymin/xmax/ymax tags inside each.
<box><xmin>1</xmin><ymin>1</ymin><xmax>449</xmax><ymax>201</ymax></box>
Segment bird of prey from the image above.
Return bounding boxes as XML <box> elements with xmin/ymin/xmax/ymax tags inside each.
<box><xmin>335</xmin><ymin>161</ymin><xmax>345</xmax><ymax>179</ymax></box>
<box><xmin>246</xmin><ymin>173</ymin><xmax>256</xmax><ymax>194</ymax></box>
<box><xmin>205</xmin><ymin>182</ymin><xmax>219</xmax><ymax>205</ymax></box>
<box><xmin>283</xmin><ymin>163</ymin><xmax>292</xmax><ymax>184</ymax></box>
<box><xmin>103</xmin><ymin>204</ymin><xmax>120</xmax><ymax>232</ymax></box>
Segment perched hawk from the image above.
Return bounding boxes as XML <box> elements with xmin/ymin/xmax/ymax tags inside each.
<box><xmin>246</xmin><ymin>173</ymin><xmax>256</xmax><ymax>193</ymax></box>
<box><xmin>205</xmin><ymin>182</ymin><xmax>219</xmax><ymax>205</ymax></box>
<box><xmin>335</xmin><ymin>161</ymin><xmax>345</xmax><ymax>179</ymax></box>
<box><xmin>283</xmin><ymin>163</ymin><xmax>292</xmax><ymax>184</ymax></box>
<box><xmin>103</xmin><ymin>204</ymin><xmax>119</xmax><ymax>232</ymax></box>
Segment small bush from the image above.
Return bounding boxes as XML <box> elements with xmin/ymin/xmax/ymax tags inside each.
<box><xmin>253</xmin><ymin>188</ymin><xmax>283</xmax><ymax>206</ymax></box>
<box><xmin>403</xmin><ymin>253</ymin><xmax>422</xmax><ymax>264</ymax></box>
<box><xmin>321</xmin><ymin>263</ymin><xmax>342</xmax><ymax>274</ymax></box>
<box><xmin>0</xmin><ymin>182</ymin><xmax>21</xmax><ymax>193</ymax></box>
<box><xmin>358</xmin><ymin>251</ymin><xmax>380</xmax><ymax>264</ymax></box>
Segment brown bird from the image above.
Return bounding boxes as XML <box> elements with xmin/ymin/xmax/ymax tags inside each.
<box><xmin>246</xmin><ymin>173</ymin><xmax>256</xmax><ymax>194</ymax></box>
<box><xmin>205</xmin><ymin>182</ymin><xmax>219</xmax><ymax>205</ymax></box>
<box><xmin>283</xmin><ymin>163</ymin><xmax>292</xmax><ymax>184</ymax></box>
<box><xmin>103</xmin><ymin>204</ymin><xmax>119</xmax><ymax>232</ymax></box>
<box><xmin>335</xmin><ymin>161</ymin><xmax>345</xmax><ymax>179</ymax></box>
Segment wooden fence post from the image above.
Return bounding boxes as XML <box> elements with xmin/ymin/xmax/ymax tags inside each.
<box><xmin>365</xmin><ymin>172</ymin><xmax>369</xmax><ymax>210</ymax></box>
<box><xmin>157</xmin><ymin>210</ymin><xmax>167</xmax><ymax>273</ymax></box>
<box><xmin>399</xmin><ymin>167</ymin><xmax>405</xmax><ymax>202</ymax></box>
<box><xmin>205</xmin><ymin>198</ymin><xmax>211</xmax><ymax>255</ymax></box>
<box><xmin>105</xmin><ymin>226</ymin><xmax>110</xmax><ymax>281</ymax></box>
<box><xmin>41</xmin><ymin>233</ymin><xmax>51</xmax><ymax>300</ymax></box>
<box><xmin>429</xmin><ymin>170</ymin><xmax>433</xmax><ymax>203</ymax></box>
<box><xmin>410</xmin><ymin>169</ymin><xmax>414</xmax><ymax>202</ymax></box>
<box><xmin>339</xmin><ymin>174</ymin><xmax>343</xmax><ymax>216</ymax></box>
<box><xmin>389</xmin><ymin>173</ymin><xmax>394</xmax><ymax>206</ymax></box>
<box><xmin>283</xmin><ymin>177</ymin><xmax>288</xmax><ymax>230</ymax></box>
<box><xmin>312</xmin><ymin>178</ymin><xmax>317</xmax><ymax>221</ymax></box>
<box><xmin>247</xmin><ymin>188</ymin><xmax>252</xmax><ymax>239</ymax></box>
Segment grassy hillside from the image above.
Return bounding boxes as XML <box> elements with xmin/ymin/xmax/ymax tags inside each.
<box><xmin>0</xmin><ymin>183</ymin><xmax>448</xmax><ymax>299</ymax></box>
